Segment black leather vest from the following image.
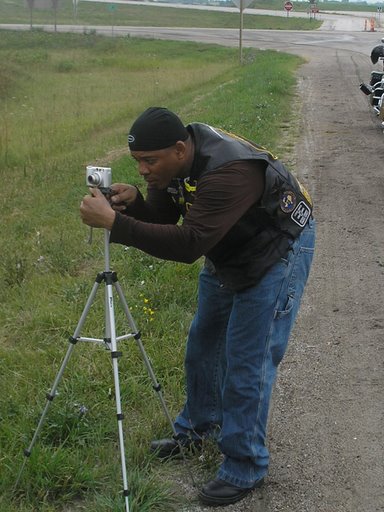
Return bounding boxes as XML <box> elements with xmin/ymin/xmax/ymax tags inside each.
<box><xmin>167</xmin><ymin>123</ymin><xmax>313</xmax><ymax>290</ymax></box>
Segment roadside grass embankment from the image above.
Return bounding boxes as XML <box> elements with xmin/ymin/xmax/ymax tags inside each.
<box><xmin>0</xmin><ymin>0</ymin><xmax>322</xmax><ymax>30</ymax></box>
<box><xmin>0</xmin><ymin>29</ymin><xmax>303</xmax><ymax>512</ymax></box>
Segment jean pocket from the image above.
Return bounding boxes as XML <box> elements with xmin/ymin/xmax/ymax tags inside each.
<box><xmin>275</xmin><ymin>294</ymin><xmax>295</xmax><ymax>319</ymax></box>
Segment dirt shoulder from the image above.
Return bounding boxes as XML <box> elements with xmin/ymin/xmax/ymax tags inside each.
<box><xmin>266</xmin><ymin>46</ymin><xmax>384</xmax><ymax>512</ymax></box>
<box><xmin>178</xmin><ymin>42</ymin><xmax>384</xmax><ymax>512</ymax></box>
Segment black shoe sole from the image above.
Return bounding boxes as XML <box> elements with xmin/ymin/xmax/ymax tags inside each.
<box><xmin>198</xmin><ymin>488</ymin><xmax>252</xmax><ymax>506</ymax></box>
<box><xmin>198</xmin><ymin>478</ymin><xmax>264</xmax><ymax>507</ymax></box>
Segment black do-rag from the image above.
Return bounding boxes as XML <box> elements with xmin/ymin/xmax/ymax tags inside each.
<box><xmin>128</xmin><ymin>107</ymin><xmax>189</xmax><ymax>151</ymax></box>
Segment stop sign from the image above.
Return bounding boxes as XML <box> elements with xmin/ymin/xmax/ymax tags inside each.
<box><xmin>284</xmin><ymin>1</ymin><xmax>293</xmax><ymax>11</ymax></box>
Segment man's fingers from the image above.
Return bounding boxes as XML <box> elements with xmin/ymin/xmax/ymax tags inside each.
<box><xmin>89</xmin><ymin>187</ymin><xmax>102</xmax><ymax>197</ymax></box>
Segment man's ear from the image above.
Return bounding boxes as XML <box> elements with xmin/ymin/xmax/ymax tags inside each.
<box><xmin>174</xmin><ymin>140</ymin><xmax>187</xmax><ymax>159</ymax></box>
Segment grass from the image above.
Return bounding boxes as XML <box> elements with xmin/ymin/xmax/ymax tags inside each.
<box><xmin>0</xmin><ymin>20</ymin><xmax>304</xmax><ymax>512</ymax></box>
<box><xmin>0</xmin><ymin>0</ymin><xmax>322</xmax><ymax>29</ymax></box>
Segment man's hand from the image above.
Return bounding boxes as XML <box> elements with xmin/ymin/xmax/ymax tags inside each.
<box><xmin>109</xmin><ymin>183</ymin><xmax>138</xmax><ymax>211</ymax></box>
<box><xmin>80</xmin><ymin>188</ymin><xmax>116</xmax><ymax>229</ymax></box>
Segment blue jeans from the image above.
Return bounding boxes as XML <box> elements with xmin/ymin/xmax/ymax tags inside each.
<box><xmin>174</xmin><ymin>219</ymin><xmax>316</xmax><ymax>488</ymax></box>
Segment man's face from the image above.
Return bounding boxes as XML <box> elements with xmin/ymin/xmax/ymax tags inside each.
<box><xmin>131</xmin><ymin>144</ymin><xmax>186</xmax><ymax>190</ymax></box>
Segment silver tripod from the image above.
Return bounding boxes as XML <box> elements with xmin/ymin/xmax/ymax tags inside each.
<box><xmin>15</xmin><ymin>229</ymin><xmax>182</xmax><ymax>512</ymax></box>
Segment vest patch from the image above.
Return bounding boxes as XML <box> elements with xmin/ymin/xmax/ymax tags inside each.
<box><xmin>291</xmin><ymin>201</ymin><xmax>311</xmax><ymax>227</ymax></box>
<box><xmin>280</xmin><ymin>191</ymin><xmax>297</xmax><ymax>213</ymax></box>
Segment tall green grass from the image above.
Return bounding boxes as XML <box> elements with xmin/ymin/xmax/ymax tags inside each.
<box><xmin>0</xmin><ymin>29</ymin><xmax>303</xmax><ymax>511</ymax></box>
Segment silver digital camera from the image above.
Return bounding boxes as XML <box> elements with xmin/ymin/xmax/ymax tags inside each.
<box><xmin>86</xmin><ymin>166</ymin><xmax>112</xmax><ymax>191</ymax></box>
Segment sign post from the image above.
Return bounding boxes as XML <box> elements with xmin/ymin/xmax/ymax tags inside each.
<box><xmin>309</xmin><ymin>0</ymin><xmax>319</xmax><ymax>20</ymax></box>
<box><xmin>232</xmin><ymin>0</ymin><xmax>253</xmax><ymax>64</ymax></box>
<box><xmin>284</xmin><ymin>1</ymin><xmax>293</xmax><ymax>17</ymax></box>
<box><xmin>73</xmin><ymin>0</ymin><xmax>79</xmax><ymax>22</ymax></box>
<box><xmin>108</xmin><ymin>3</ymin><xmax>117</xmax><ymax>36</ymax></box>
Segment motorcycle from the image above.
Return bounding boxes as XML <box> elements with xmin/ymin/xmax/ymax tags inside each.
<box><xmin>359</xmin><ymin>38</ymin><xmax>384</xmax><ymax>126</ymax></box>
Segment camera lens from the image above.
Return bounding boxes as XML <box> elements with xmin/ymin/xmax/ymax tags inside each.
<box><xmin>88</xmin><ymin>173</ymin><xmax>101</xmax><ymax>186</ymax></box>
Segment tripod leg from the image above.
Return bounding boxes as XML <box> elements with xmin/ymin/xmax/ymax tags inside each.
<box><xmin>15</xmin><ymin>276</ymin><xmax>102</xmax><ymax>488</ymax></box>
<box><xmin>104</xmin><ymin>273</ymin><xmax>130</xmax><ymax>512</ymax></box>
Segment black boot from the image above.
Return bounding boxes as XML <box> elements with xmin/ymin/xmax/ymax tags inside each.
<box><xmin>150</xmin><ymin>435</ymin><xmax>202</xmax><ymax>459</ymax></box>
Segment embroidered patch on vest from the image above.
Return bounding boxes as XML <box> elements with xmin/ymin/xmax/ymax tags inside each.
<box><xmin>280</xmin><ymin>191</ymin><xmax>296</xmax><ymax>213</ymax></box>
<box><xmin>291</xmin><ymin>201</ymin><xmax>311</xmax><ymax>227</ymax></box>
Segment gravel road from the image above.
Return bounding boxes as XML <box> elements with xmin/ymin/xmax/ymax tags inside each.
<box><xmin>174</xmin><ymin>20</ymin><xmax>384</xmax><ymax>512</ymax></box>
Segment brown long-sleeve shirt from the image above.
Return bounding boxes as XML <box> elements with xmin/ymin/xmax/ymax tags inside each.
<box><xmin>110</xmin><ymin>161</ymin><xmax>266</xmax><ymax>263</ymax></box>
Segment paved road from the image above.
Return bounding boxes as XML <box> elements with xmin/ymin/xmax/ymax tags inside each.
<box><xmin>0</xmin><ymin>24</ymin><xmax>382</xmax><ymax>56</ymax></box>
<box><xmin>1</xmin><ymin>6</ymin><xmax>382</xmax><ymax>58</ymax></box>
